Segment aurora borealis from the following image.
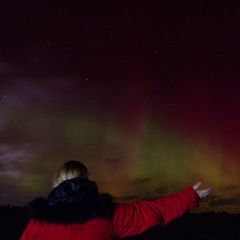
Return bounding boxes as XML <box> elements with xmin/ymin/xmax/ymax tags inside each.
<box><xmin>0</xmin><ymin>1</ymin><xmax>240</xmax><ymax>213</ymax></box>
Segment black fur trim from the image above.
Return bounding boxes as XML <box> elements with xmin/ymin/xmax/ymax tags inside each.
<box><xmin>25</xmin><ymin>194</ymin><xmax>113</xmax><ymax>224</ymax></box>
<box><xmin>24</xmin><ymin>178</ymin><xmax>114</xmax><ymax>224</ymax></box>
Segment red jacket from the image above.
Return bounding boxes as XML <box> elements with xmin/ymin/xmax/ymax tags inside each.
<box><xmin>20</xmin><ymin>183</ymin><xmax>199</xmax><ymax>240</ymax></box>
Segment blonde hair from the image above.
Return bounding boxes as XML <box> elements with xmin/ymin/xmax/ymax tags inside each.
<box><xmin>53</xmin><ymin>160</ymin><xmax>89</xmax><ymax>188</ymax></box>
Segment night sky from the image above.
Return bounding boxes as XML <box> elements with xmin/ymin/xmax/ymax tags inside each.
<box><xmin>0</xmin><ymin>0</ymin><xmax>240</xmax><ymax>213</ymax></box>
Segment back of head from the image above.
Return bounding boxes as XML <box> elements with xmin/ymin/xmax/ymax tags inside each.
<box><xmin>53</xmin><ymin>160</ymin><xmax>89</xmax><ymax>188</ymax></box>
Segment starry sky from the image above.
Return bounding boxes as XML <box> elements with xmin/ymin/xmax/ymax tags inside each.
<box><xmin>0</xmin><ymin>0</ymin><xmax>240</xmax><ymax>213</ymax></box>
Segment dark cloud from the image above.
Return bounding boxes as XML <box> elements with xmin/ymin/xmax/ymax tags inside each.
<box><xmin>132</xmin><ymin>178</ymin><xmax>152</xmax><ymax>184</ymax></box>
<box><xmin>222</xmin><ymin>185</ymin><xmax>239</xmax><ymax>192</ymax></box>
<box><xmin>114</xmin><ymin>193</ymin><xmax>138</xmax><ymax>202</ymax></box>
<box><xmin>154</xmin><ymin>187</ymin><xmax>168</xmax><ymax>197</ymax></box>
<box><xmin>209</xmin><ymin>195</ymin><xmax>240</xmax><ymax>207</ymax></box>
<box><xmin>207</xmin><ymin>194</ymin><xmax>220</xmax><ymax>200</ymax></box>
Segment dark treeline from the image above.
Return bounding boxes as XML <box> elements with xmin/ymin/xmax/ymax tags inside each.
<box><xmin>1</xmin><ymin>204</ymin><xmax>240</xmax><ymax>240</ymax></box>
<box><xmin>0</xmin><ymin>205</ymin><xmax>28</xmax><ymax>240</ymax></box>
<box><xmin>124</xmin><ymin>212</ymin><xmax>240</xmax><ymax>240</ymax></box>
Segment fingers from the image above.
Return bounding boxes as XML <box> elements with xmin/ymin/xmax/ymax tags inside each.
<box><xmin>205</xmin><ymin>187</ymin><xmax>214</xmax><ymax>196</ymax></box>
<box><xmin>193</xmin><ymin>182</ymin><xmax>202</xmax><ymax>191</ymax></box>
<box><xmin>196</xmin><ymin>188</ymin><xmax>214</xmax><ymax>199</ymax></box>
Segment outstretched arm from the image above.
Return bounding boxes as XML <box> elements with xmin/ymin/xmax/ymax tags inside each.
<box><xmin>113</xmin><ymin>183</ymin><xmax>214</xmax><ymax>238</ymax></box>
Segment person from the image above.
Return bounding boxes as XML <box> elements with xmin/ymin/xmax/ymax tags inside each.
<box><xmin>20</xmin><ymin>160</ymin><xmax>214</xmax><ymax>240</ymax></box>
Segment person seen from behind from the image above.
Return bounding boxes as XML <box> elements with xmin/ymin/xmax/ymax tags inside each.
<box><xmin>20</xmin><ymin>160</ymin><xmax>214</xmax><ymax>240</ymax></box>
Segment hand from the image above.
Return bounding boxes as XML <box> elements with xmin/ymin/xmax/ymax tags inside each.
<box><xmin>193</xmin><ymin>182</ymin><xmax>214</xmax><ymax>199</ymax></box>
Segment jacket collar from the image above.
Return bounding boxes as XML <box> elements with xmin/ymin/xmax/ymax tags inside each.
<box><xmin>25</xmin><ymin>178</ymin><xmax>113</xmax><ymax>224</ymax></box>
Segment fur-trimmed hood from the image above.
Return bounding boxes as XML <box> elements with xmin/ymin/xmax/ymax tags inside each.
<box><xmin>25</xmin><ymin>178</ymin><xmax>113</xmax><ymax>224</ymax></box>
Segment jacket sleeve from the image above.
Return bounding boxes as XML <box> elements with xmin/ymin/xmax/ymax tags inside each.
<box><xmin>112</xmin><ymin>187</ymin><xmax>199</xmax><ymax>238</ymax></box>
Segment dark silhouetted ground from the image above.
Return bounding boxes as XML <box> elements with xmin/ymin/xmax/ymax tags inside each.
<box><xmin>1</xmin><ymin>204</ymin><xmax>240</xmax><ymax>240</ymax></box>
